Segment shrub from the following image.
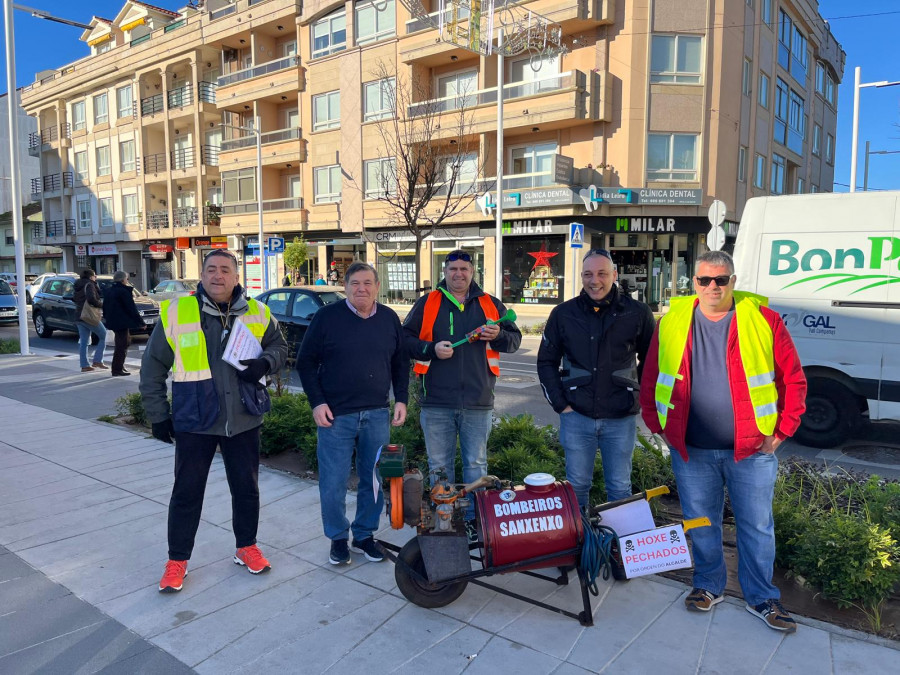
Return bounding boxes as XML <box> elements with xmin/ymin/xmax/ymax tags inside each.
<box><xmin>115</xmin><ymin>392</ymin><xmax>149</xmax><ymax>427</ymax></box>
<box><xmin>631</xmin><ymin>433</ymin><xmax>676</xmax><ymax>494</ymax></box>
<box><xmin>390</xmin><ymin>379</ymin><xmax>428</xmax><ymax>472</ymax></box>
<box><xmin>260</xmin><ymin>391</ymin><xmax>317</xmax><ymax>464</ymax></box>
<box><xmin>0</xmin><ymin>338</ymin><xmax>20</xmax><ymax>354</ymax></box>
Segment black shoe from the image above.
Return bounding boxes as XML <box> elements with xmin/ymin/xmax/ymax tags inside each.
<box><xmin>464</xmin><ymin>520</ymin><xmax>479</xmax><ymax>545</ymax></box>
<box><xmin>329</xmin><ymin>538</ymin><xmax>350</xmax><ymax>565</ymax></box>
<box><xmin>111</xmin><ymin>371</ymin><xmax>132</xmax><ymax>377</ymax></box>
<box><xmin>349</xmin><ymin>537</ymin><xmax>384</xmax><ymax>562</ymax></box>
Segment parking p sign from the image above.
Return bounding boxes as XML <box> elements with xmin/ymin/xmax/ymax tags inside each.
<box><xmin>267</xmin><ymin>237</ymin><xmax>285</xmax><ymax>253</ymax></box>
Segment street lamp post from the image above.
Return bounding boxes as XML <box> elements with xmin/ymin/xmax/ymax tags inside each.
<box><xmin>863</xmin><ymin>142</ymin><xmax>900</xmax><ymax>192</ymax></box>
<box><xmin>849</xmin><ymin>66</ymin><xmax>900</xmax><ymax>192</ymax></box>
<box><xmin>220</xmin><ymin>117</ymin><xmax>266</xmax><ymax>294</ymax></box>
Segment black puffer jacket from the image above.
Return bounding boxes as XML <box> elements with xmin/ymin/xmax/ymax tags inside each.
<box><xmin>73</xmin><ymin>277</ymin><xmax>101</xmax><ymax>318</ymax></box>
<box><xmin>537</xmin><ymin>286</ymin><xmax>655</xmax><ymax>419</ymax></box>
<box><xmin>102</xmin><ymin>282</ymin><xmax>143</xmax><ymax>331</ymax></box>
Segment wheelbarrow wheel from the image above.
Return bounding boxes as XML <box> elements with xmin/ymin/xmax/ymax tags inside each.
<box><xmin>395</xmin><ymin>537</ymin><xmax>467</xmax><ymax>608</ymax></box>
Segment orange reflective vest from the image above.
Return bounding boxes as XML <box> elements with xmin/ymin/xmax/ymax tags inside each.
<box><xmin>413</xmin><ymin>291</ymin><xmax>501</xmax><ymax>376</ymax></box>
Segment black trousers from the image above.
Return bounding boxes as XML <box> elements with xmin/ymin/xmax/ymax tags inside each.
<box><xmin>111</xmin><ymin>329</ymin><xmax>131</xmax><ymax>374</ymax></box>
<box><xmin>168</xmin><ymin>426</ymin><xmax>261</xmax><ymax>560</ymax></box>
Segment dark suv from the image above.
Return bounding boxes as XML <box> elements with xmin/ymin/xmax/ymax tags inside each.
<box><xmin>32</xmin><ymin>274</ymin><xmax>161</xmax><ymax>339</ymax></box>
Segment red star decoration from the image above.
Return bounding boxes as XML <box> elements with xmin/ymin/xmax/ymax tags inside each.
<box><xmin>526</xmin><ymin>242</ymin><xmax>559</xmax><ymax>270</ymax></box>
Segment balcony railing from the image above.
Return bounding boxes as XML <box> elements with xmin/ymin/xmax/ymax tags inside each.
<box><xmin>406</xmin><ymin>6</ymin><xmax>470</xmax><ymax>34</ymax></box>
<box><xmin>28</xmin><ymin>132</ymin><xmax>39</xmax><ymax>148</ymax></box>
<box><xmin>407</xmin><ymin>71</ymin><xmax>581</xmax><ymax>117</ymax></box>
<box><xmin>210</xmin><ymin>3</ymin><xmax>237</xmax><ymax>20</ymax></box>
<box><xmin>173</xmin><ymin>207</ymin><xmax>199</xmax><ymax>228</ymax></box>
<box><xmin>201</xmin><ymin>144</ymin><xmax>220</xmax><ymax>166</ymax></box>
<box><xmin>171</xmin><ymin>147</ymin><xmax>195</xmax><ymax>170</ymax></box>
<box><xmin>221</xmin><ymin>197</ymin><xmax>303</xmax><ymax>214</ymax></box>
<box><xmin>163</xmin><ymin>19</ymin><xmax>186</xmax><ymax>33</ymax></box>
<box><xmin>62</xmin><ymin>171</ymin><xmax>74</xmax><ymax>188</ymax></box>
<box><xmin>143</xmin><ymin>153</ymin><xmax>167</xmax><ymax>174</ymax></box>
<box><xmin>147</xmin><ymin>210</ymin><xmax>169</xmax><ymax>229</ymax></box>
<box><xmin>168</xmin><ymin>84</ymin><xmax>194</xmax><ymax>109</ymax></box>
<box><xmin>130</xmin><ymin>33</ymin><xmax>151</xmax><ymax>47</ymax></box>
<box><xmin>43</xmin><ymin>174</ymin><xmax>61</xmax><ymax>192</ymax></box>
<box><xmin>30</xmin><ymin>177</ymin><xmax>41</xmax><ymax>195</ymax></box>
<box><xmin>43</xmin><ymin>219</ymin><xmax>76</xmax><ymax>238</ymax></box>
<box><xmin>198</xmin><ymin>81</ymin><xmax>217</xmax><ymax>104</ymax></box>
<box><xmin>425</xmin><ymin>171</ymin><xmax>556</xmax><ymax>197</ymax></box>
<box><xmin>217</xmin><ymin>55</ymin><xmax>300</xmax><ymax>87</ymax></box>
<box><xmin>204</xmin><ymin>203</ymin><xmax>222</xmax><ymax>225</ymax></box>
<box><xmin>141</xmin><ymin>93</ymin><xmax>164</xmax><ymax>116</ymax></box>
<box><xmin>220</xmin><ymin>126</ymin><xmax>302</xmax><ymax>151</ymax></box>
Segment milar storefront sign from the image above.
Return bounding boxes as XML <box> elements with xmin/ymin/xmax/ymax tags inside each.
<box><xmin>476</xmin><ymin>186</ymin><xmax>703</xmax><ymax>215</ymax></box>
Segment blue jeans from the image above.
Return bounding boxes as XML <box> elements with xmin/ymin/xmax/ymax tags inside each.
<box><xmin>421</xmin><ymin>407</ymin><xmax>492</xmax><ymax>520</ymax></box>
<box><xmin>559</xmin><ymin>411</ymin><xmax>637</xmax><ymax>506</ymax></box>
<box><xmin>76</xmin><ymin>320</ymin><xmax>107</xmax><ymax>369</ymax></box>
<box><xmin>671</xmin><ymin>446</ymin><xmax>780</xmax><ymax>606</ymax></box>
<box><xmin>316</xmin><ymin>408</ymin><xmax>389</xmax><ymax>542</ymax></box>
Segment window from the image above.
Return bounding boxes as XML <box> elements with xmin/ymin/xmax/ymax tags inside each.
<box><xmin>770</xmin><ymin>154</ymin><xmax>786</xmax><ymax>194</ymax></box>
<box><xmin>123</xmin><ymin>194</ymin><xmax>139</xmax><ymax>225</ymax></box>
<box><xmin>116</xmin><ymin>85</ymin><xmax>133</xmax><ymax>118</ymax></box>
<box><xmin>93</xmin><ymin>93</ymin><xmax>108</xmax><ymax>125</ymax></box>
<box><xmin>223</xmin><ymin>168</ymin><xmax>256</xmax><ymax>202</ymax></box>
<box><xmin>119</xmin><ymin>139</ymin><xmax>136</xmax><ymax>173</ymax></box>
<box><xmin>812</xmin><ymin>124</ymin><xmax>821</xmax><ymax>155</ymax></box>
<box><xmin>364</xmin><ymin>158</ymin><xmax>395</xmax><ymax>198</ymax></box>
<box><xmin>754</xmin><ymin>154</ymin><xmax>766</xmax><ymax>188</ymax></box>
<box><xmin>96</xmin><ymin>146</ymin><xmax>111</xmax><ymax>177</ymax></box>
<box><xmin>746</xmin><ymin>0</ymin><xmax>753</xmax><ymax>6</ymax></box>
<box><xmin>311</xmin><ymin>9</ymin><xmax>346</xmax><ymax>59</ymax></box>
<box><xmin>510</xmin><ymin>54</ymin><xmax>559</xmax><ymax>88</ymax></box>
<box><xmin>292</xmin><ymin>293</ymin><xmax>320</xmax><ymax>319</ymax></box>
<box><xmin>811</xmin><ymin>184</ymin><xmax>819</xmax><ymax>193</ymax></box>
<box><xmin>74</xmin><ymin>151</ymin><xmax>88</xmax><ymax>182</ymax></box>
<box><xmin>77</xmin><ymin>200</ymin><xmax>92</xmax><ymax>229</ymax></box>
<box><xmin>738</xmin><ymin>146</ymin><xmax>747</xmax><ymax>182</ymax></box>
<box><xmin>314</xmin><ymin>165</ymin><xmax>342</xmax><ymax>203</ymax></box>
<box><xmin>4</xmin><ymin>229</ymin><xmax>12</xmax><ymax>246</ymax></box>
<box><xmin>363</xmin><ymin>78</ymin><xmax>395</xmax><ymax>122</ymax></box>
<box><xmin>263</xmin><ymin>291</ymin><xmax>290</xmax><ymax>315</ymax></box>
<box><xmin>99</xmin><ymin>197</ymin><xmax>114</xmax><ymax>228</ymax></box>
<box><xmin>787</xmin><ymin>90</ymin><xmax>805</xmax><ymax>153</ymax></box>
<box><xmin>762</xmin><ymin>0</ymin><xmax>773</xmax><ymax>26</ymax></box>
<box><xmin>355</xmin><ymin>0</ymin><xmax>395</xmax><ymax>45</ymax></box>
<box><xmin>742</xmin><ymin>59</ymin><xmax>752</xmax><ymax>96</ymax></box>
<box><xmin>815</xmin><ymin>62</ymin><xmax>825</xmax><ymax>95</ymax></box>
<box><xmin>510</xmin><ymin>142</ymin><xmax>557</xmax><ymax>188</ymax></box>
<box><xmin>825</xmin><ymin>73</ymin><xmax>836</xmax><ymax>106</ymax></box>
<box><xmin>313</xmin><ymin>90</ymin><xmax>340</xmax><ymax>130</ymax></box>
<box><xmin>437</xmin><ymin>70</ymin><xmax>478</xmax><ymax>108</ymax></box>
<box><xmin>647</xmin><ymin>134</ymin><xmax>698</xmax><ymax>181</ymax></box>
<box><xmin>758</xmin><ymin>72</ymin><xmax>770</xmax><ymax>108</ymax></box>
<box><xmin>650</xmin><ymin>35</ymin><xmax>702</xmax><ymax>84</ymax></box>
<box><xmin>825</xmin><ymin>134</ymin><xmax>834</xmax><ymax>164</ymax></box>
<box><xmin>797</xmin><ymin>177</ymin><xmax>805</xmax><ymax>194</ymax></box>
<box><xmin>440</xmin><ymin>152</ymin><xmax>479</xmax><ymax>193</ymax></box>
<box><xmin>778</xmin><ymin>9</ymin><xmax>807</xmax><ymax>83</ymax></box>
<box><xmin>71</xmin><ymin>101</ymin><xmax>86</xmax><ymax>131</ymax></box>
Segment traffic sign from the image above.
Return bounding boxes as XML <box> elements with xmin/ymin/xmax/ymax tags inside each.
<box><xmin>569</xmin><ymin>222</ymin><xmax>584</xmax><ymax>248</ymax></box>
<box><xmin>707</xmin><ymin>225</ymin><xmax>726</xmax><ymax>252</ymax></box>
<box><xmin>707</xmin><ymin>200</ymin><xmax>726</xmax><ymax>227</ymax></box>
<box><xmin>267</xmin><ymin>237</ymin><xmax>285</xmax><ymax>253</ymax></box>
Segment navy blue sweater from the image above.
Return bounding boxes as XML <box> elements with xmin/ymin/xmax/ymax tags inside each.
<box><xmin>298</xmin><ymin>301</ymin><xmax>409</xmax><ymax>416</ymax></box>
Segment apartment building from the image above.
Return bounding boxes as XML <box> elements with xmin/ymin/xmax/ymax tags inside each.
<box><xmin>21</xmin><ymin>0</ymin><xmax>843</xmax><ymax>316</ymax></box>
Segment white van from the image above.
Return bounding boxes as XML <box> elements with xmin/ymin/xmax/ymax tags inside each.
<box><xmin>732</xmin><ymin>192</ymin><xmax>900</xmax><ymax>448</ymax></box>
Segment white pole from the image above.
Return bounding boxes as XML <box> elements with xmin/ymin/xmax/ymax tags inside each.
<box><xmin>4</xmin><ymin>0</ymin><xmax>28</xmax><ymax>354</ymax></box>
<box><xmin>850</xmin><ymin>66</ymin><xmax>861</xmax><ymax>193</ymax></box>
<box><xmin>494</xmin><ymin>29</ymin><xmax>504</xmax><ymax>299</ymax></box>
<box><xmin>255</xmin><ymin>116</ymin><xmax>265</xmax><ymax>293</ymax></box>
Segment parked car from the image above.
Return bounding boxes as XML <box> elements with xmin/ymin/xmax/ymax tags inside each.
<box><xmin>255</xmin><ymin>285</ymin><xmax>346</xmax><ymax>349</ymax></box>
<box><xmin>0</xmin><ymin>279</ymin><xmax>19</xmax><ymax>325</ymax></box>
<box><xmin>0</xmin><ymin>271</ymin><xmax>34</xmax><ymax>295</ymax></box>
<box><xmin>25</xmin><ymin>272</ymin><xmax>59</xmax><ymax>304</ymax></box>
<box><xmin>32</xmin><ymin>274</ymin><xmax>161</xmax><ymax>339</ymax></box>
<box><xmin>148</xmin><ymin>278</ymin><xmax>200</xmax><ymax>301</ymax></box>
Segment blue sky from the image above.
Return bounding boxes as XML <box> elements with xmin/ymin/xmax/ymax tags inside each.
<box><xmin>1</xmin><ymin>1</ymin><xmax>899</xmax><ymax>191</ymax></box>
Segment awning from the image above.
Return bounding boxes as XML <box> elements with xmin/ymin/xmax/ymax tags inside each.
<box><xmin>87</xmin><ymin>33</ymin><xmax>111</xmax><ymax>47</ymax></box>
<box><xmin>120</xmin><ymin>17</ymin><xmax>146</xmax><ymax>32</ymax></box>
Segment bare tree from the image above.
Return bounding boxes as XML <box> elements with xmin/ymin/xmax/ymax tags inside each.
<box><xmin>363</xmin><ymin>60</ymin><xmax>490</xmax><ymax>294</ymax></box>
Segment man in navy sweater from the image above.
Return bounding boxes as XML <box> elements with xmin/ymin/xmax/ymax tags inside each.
<box><xmin>298</xmin><ymin>261</ymin><xmax>409</xmax><ymax>565</ymax></box>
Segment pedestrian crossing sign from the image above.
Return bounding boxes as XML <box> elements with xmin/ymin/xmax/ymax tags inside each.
<box><xmin>570</xmin><ymin>222</ymin><xmax>584</xmax><ymax>248</ymax></box>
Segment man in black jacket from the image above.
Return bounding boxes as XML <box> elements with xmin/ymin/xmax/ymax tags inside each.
<box><xmin>103</xmin><ymin>271</ymin><xmax>143</xmax><ymax>376</ymax></box>
<box><xmin>403</xmin><ymin>250</ymin><xmax>521</xmax><ymax>538</ymax></box>
<box><xmin>537</xmin><ymin>248</ymin><xmax>655</xmax><ymax>506</ymax></box>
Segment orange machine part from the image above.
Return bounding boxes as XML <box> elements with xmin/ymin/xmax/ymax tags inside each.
<box><xmin>390</xmin><ymin>477</ymin><xmax>404</xmax><ymax>529</ymax></box>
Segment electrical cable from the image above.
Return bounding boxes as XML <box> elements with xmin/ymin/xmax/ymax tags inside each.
<box><xmin>579</xmin><ymin>512</ymin><xmax>619</xmax><ymax>596</ymax></box>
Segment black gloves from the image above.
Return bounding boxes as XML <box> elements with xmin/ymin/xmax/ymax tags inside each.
<box><xmin>152</xmin><ymin>418</ymin><xmax>175</xmax><ymax>444</ymax></box>
<box><xmin>238</xmin><ymin>357</ymin><xmax>270</xmax><ymax>383</ymax></box>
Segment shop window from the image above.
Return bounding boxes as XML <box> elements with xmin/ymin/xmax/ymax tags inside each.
<box><xmin>376</xmin><ymin>244</ymin><xmax>417</xmax><ymax>304</ymax></box>
<box><xmin>502</xmin><ymin>235</ymin><xmax>565</xmax><ymax>305</ymax></box>
<box><xmin>431</xmin><ymin>240</ymin><xmax>484</xmax><ymax>290</ymax></box>
<box><xmin>650</xmin><ymin>34</ymin><xmax>702</xmax><ymax>84</ymax></box>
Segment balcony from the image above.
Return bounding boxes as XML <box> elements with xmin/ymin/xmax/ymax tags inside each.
<box><xmin>143</xmin><ymin>153</ymin><xmax>167</xmax><ymax>174</ymax></box>
<box><xmin>210</xmin><ymin>3</ymin><xmax>237</xmax><ymax>20</ymax></box>
<box><xmin>218</xmin><ymin>55</ymin><xmax>300</xmax><ymax>88</ymax></box>
<box><xmin>220</xmin><ymin>127</ymin><xmax>302</xmax><ymax>152</ymax></box>
<box><xmin>173</xmin><ymin>207</ymin><xmax>199</xmax><ymax>228</ymax></box>
<box><xmin>204</xmin><ymin>203</ymin><xmax>222</xmax><ymax>226</ymax></box>
<box><xmin>201</xmin><ymin>145</ymin><xmax>220</xmax><ymax>166</ymax></box>
<box><xmin>141</xmin><ymin>93</ymin><xmax>164</xmax><ymax>117</ymax></box>
<box><xmin>198</xmin><ymin>81</ymin><xmax>217</xmax><ymax>104</ymax></box>
<box><xmin>146</xmin><ymin>210</ymin><xmax>169</xmax><ymax>229</ymax></box>
<box><xmin>406</xmin><ymin>5</ymin><xmax>470</xmax><ymax>34</ymax></box>
<box><xmin>221</xmin><ymin>197</ymin><xmax>303</xmax><ymax>215</ymax></box>
<box><xmin>167</xmin><ymin>84</ymin><xmax>194</xmax><ymax>109</ymax></box>
<box><xmin>43</xmin><ymin>219</ymin><xmax>76</xmax><ymax>238</ymax></box>
<box><xmin>171</xmin><ymin>147</ymin><xmax>195</xmax><ymax>170</ymax></box>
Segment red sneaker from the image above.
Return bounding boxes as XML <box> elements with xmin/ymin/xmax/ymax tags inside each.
<box><xmin>234</xmin><ymin>544</ymin><xmax>271</xmax><ymax>574</ymax></box>
<box><xmin>159</xmin><ymin>560</ymin><xmax>188</xmax><ymax>593</ymax></box>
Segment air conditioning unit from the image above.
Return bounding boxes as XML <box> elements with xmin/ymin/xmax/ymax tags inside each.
<box><xmin>227</xmin><ymin>235</ymin><xmax>242</xmax><ymax>251</ymax></box>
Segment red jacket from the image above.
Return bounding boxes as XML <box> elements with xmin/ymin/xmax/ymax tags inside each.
<box><xmin>639</xmin><ymin>299</ymin><xmax>807</xmax><ymax>462</ymax></box>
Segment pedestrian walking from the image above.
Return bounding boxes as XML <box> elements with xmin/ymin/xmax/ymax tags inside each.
<box><xmin>102</xmin><ymin>270</ymin><xmax>143</xmax><ymax>376</ymax></box>
<box><xmin>73</xmin><ymin>268</ymin><xmax>108</xmax><ymax>372</ymax></box>
<box><xmin>640</xmin><ymin>250</ymin><xmax>807</xmax><ymax>632</ymax></box>
<box><xmin>298</xmin><ymin>261</ymin><xmax>409</xmax><ymax>565</ymax></box>
<box><xmin>315</xmin><ymin>274</ymin><xmax>326</xmax><ymax>286</ymax></box>
<box><xmin>537</xmin><ymin>248</ymin><xmax>655</xmax><ymax>505</ymax></box>
<box><xmin>140</xmin><ymin>249</ymin><xmax>288</xmax><ymax>593</ymax></box>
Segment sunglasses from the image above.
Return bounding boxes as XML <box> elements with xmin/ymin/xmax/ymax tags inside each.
<box><xmin>695</xmin><ymin>275</ymin><xmax>733</xmax><ymax>287</ymax></box>
<box><xmin>582</xmin><ymin>248</ymin><xmax>612</xmax><ymax>262</ymax></box>
<box><xmin>445</xmin><ymin>251</ymin><xmax>472</xmax><ymax>263</ymax></box>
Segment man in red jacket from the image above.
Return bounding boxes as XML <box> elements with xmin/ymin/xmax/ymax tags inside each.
<box><xmin>640</xmin><ymin>250</ymin><xmax>806</xmax><ymax>633</ymax></box>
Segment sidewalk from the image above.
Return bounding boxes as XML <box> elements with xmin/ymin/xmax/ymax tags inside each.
<box><xmin>1</xmin><ymin>366</ymin><xmax>899</xmax><ymax>673</ymax></box>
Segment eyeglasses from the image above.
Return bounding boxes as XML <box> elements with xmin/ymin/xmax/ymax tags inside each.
<box><xmin>445</xmin><ymin>251</ymin><xmax>472</xmax><ymax>263</ymax></box>
<box><xmin>582</xmin><ymin>248</ymin><xmax>612</xmax><ymax>262</ymax></box>
<box><xmin>695</xmin><ymin>275</ymin><xmax>733</xmax><ymax>287</ymax></box>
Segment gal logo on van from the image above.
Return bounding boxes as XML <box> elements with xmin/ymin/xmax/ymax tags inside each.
<box><xmin>769</xmin><ymin>237</ymin><xmax>900</xmax><ymax>293</ymax></box>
